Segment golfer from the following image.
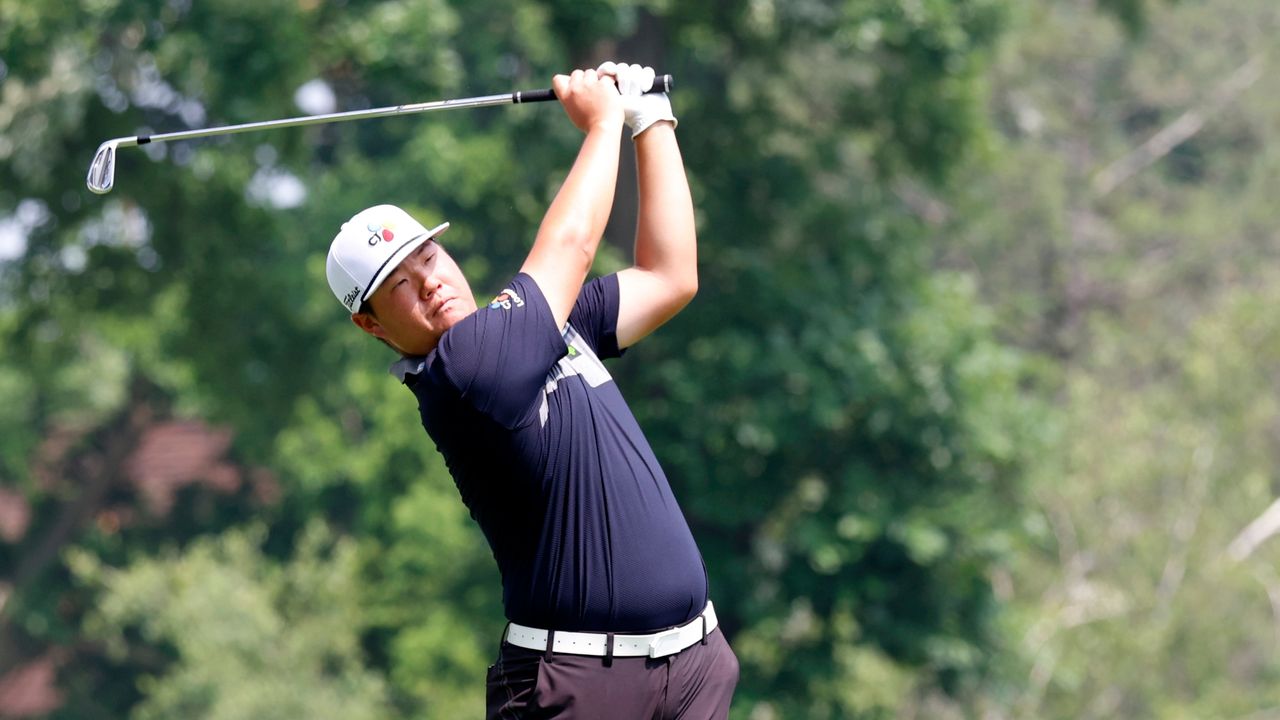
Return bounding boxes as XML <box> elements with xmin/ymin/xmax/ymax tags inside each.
<box><xmin>325</xmin><ymin>63</ymin><xmax>738</xmax><ymax>718</ymax></box>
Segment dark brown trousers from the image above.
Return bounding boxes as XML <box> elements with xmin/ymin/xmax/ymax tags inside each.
<box><xmin>486</xmin><ymin>627</ymin><xmax>739</xmax><ymax>719</ymax></box>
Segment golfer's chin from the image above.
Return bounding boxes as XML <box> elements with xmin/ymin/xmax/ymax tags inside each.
<box><xmin>395</xmin><ymin>307</ymin><xmax>474</xmax><ymax>355</ymax></box>
<box><xmin>440</xmin><ymin>299</ymin><xmax>479</xmax><ymax>327</ymax></box>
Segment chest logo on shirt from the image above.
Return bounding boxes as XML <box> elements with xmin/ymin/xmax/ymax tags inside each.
<box><xmin>538</xmin><ymin>326</ymin><xmax>613</xmax><ymax>426</ymax></box>
<box><xmin>488</xmin><ymin>288</ymin><xmax>525</xmax><ymax>311</ymax></box>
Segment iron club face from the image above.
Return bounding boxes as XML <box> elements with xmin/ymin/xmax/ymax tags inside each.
<box><xmin>87</xmin><ymin>137</ymin><xmax>138</xmax><ymax>195</ymax></box>
<box><xmin>85</xmin><ymin>142</ymin><xmax>115</xmax><ymax>195</ymax></box>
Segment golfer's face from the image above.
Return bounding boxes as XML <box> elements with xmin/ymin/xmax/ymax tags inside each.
<box><xmin>366</xmin><ymin>240</ymin><xmax>476</xmax><ymax>355</ymax></box>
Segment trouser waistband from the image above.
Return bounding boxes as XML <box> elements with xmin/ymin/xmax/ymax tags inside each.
<box><xmin>503</xmin><ymin>601</ymin><xmax>718</xmax><ymax>659</ymax></box>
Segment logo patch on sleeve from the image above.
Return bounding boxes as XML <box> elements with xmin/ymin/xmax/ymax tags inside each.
<box><xmin>488</xmin><ymin>288</ymin><xmax>525</xmax><ymax>310</ymax></box>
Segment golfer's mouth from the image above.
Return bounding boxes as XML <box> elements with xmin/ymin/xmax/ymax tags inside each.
<box><xmin>432</xmin><ymin>298</ymin><xmax>454</xmax><ymax>317</ymax></box>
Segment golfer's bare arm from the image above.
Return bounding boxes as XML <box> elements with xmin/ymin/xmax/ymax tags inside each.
<box><xmin>521</xmin><ymin>70</ymin><xmax>624</xmax><ymax>329</ymax></box>
<box><xmin>615</xmin><ymin>122</ymin><xmax>697</xmax><ymax>349</ymax></box>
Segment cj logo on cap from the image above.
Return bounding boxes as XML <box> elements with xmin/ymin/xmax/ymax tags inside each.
<box><xmin>366</xmin><ymin>221</ymin><xmax>396</xmax><ymax>246</ymax></box>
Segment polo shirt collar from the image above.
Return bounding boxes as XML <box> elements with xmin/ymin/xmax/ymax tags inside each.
<box><xmin>389</xmin><ymin>355</ymin><xmax>427</xmax><ymax>383</ymax></box>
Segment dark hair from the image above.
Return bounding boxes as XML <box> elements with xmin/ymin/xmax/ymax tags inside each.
<box><xmin>355</xmin><ymin>301</ymin><xmax>397</xmax><ymax>352</ymax></box>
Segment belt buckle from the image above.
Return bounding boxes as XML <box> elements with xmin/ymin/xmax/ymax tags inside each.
<box><xmin>647</xmin><ymin>627</ymin><xmax>685</xmax><ymax>658</ymax></box>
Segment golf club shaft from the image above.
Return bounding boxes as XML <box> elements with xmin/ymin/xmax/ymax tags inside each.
<box><xmin>125</xmin><ymin>75</ymin><xmax>672</xmax><ymax>149</ymax></box>
<box><xmin>87</xmin><ymin>74</ymin><xmax>673</xmax><ymax>193</ymax></box>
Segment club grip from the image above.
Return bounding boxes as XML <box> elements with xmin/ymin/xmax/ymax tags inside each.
<box><xmin>514</xmin><ymin>74</ymin><xmax>674</xmax><ymax>104</ymax></box>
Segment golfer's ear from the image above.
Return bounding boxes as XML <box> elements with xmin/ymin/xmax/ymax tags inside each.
<box><xmin>351</xmin><ymin>312</ymin><xmax>383</xmax><ymax>338</ymax></box>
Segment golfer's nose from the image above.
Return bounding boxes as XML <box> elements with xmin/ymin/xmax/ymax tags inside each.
<box><xmin>419</xmin><ymin>272</ymin><xmax>442</xmax><ymax>299</ymax></box>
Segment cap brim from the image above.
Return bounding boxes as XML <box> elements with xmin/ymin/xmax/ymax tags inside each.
<box><xmin>360</xmin><ymin>222</ymin><xmax>450</xmax><ymax>307</ymax></box>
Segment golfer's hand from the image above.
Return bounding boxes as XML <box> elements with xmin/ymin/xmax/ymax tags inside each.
<box><xmin>552</xmin><ymin>69</ymin><xmax>624</xmax><ymax>134</ymax></box>
<box><xmin>597</xmin><ymin>61</ymin><xmax>677</xmax><ymax>138</ymax></box>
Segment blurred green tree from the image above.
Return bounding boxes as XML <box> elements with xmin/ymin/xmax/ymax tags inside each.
<box><xmin>945</xmin><ymin>0</ymin><xmax>1280</xmax><ymax>716</ymax></box>
<box><xmin>69</xmin><ymin>523</ymin><xmax>391</xmax><ymax>720</ymax></box>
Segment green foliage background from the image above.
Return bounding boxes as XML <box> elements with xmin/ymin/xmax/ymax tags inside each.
<box><xmin>2</xmin><ymin>0</ymin><xmax>1278</xmax><ymax>718</ymax></box>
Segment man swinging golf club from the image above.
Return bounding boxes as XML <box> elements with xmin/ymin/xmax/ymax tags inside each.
<box><xmin>326</xmin><ymin>63</ymin><xmax>738</xmax><ymax>718</ymax></box>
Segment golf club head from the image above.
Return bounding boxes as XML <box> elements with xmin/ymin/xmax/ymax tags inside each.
<box><xmin>87</xmin><ymin>137</ymin><xmax>139</xmax><ymax>194</ymax></box>
<box><xmin>86</xmin><ymin>140</ymin><xmax>119</xmax><ymax>194</ymax></box>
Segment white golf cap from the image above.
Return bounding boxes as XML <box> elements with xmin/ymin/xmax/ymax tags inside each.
<box><xmin>326</xmin><ymin>204</ymin><xmax>450</xmax><ymax>313</ymax></box>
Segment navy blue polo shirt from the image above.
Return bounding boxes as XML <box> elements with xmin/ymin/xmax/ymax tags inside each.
<box><xmin>392</xmin><ymin>273</ymin><xmax>708</xmax><ymax>632</ymax></box>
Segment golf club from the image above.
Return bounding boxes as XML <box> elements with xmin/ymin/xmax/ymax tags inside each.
<box><xmin>87</xmin><ymin>74</ymin><xmax>674</xmax><ymax>195</ymax></box>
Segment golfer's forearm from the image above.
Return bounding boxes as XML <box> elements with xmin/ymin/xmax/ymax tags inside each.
<box><xmin>535</xmin><ymin>123</ymin><xmax>623</xmax><ymax>263</ymax></box>
<box><xmin>523</xmin><ymin>122</ymin><xmax>622</xmax><ymax>326</ymax></box>
<box><xmin>634</xmin><ymin>123</ymin><xmax>697</xmax><ymax>296</ymax></box>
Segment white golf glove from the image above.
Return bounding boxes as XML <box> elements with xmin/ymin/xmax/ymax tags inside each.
<box><xmin>597</xmin><ymin>61</ymin><xmax>677</xmax><ymax>138</ymax></box>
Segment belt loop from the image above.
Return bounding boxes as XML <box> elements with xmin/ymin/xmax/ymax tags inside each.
<box><xmin>604</xmin><ymin>632</ymin><xmax>615</xmax><ymax>667</ymax></box>
<box><xmin>700</xmin><ymin>615</ymin><xmax>708</xmax><ymax>645</ymax></box>
<box><xmin>500</xmin><ymin>622</ymin><xmax>511</xmax><ymax>654</ymax></box>
<box><xmin>544</xmin><ymin>629</ymin><xmax>556</xmax><ymax>663</ymax></box>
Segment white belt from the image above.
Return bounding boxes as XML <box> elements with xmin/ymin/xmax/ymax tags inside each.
<box><xmin>504</xmin><ymin>601</ymin><xmax>718</xmax><ymax>659</ymax></box>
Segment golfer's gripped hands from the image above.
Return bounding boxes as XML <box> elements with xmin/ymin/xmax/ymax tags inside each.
<box><xmin>553</xmin><ymin>68</ymin><xmax>623</xmax><ymax>134</ymax></box>
<box><xmin>596</xmin><ymin>61</ymin><xmax>677</xmax><ymax>138</ymax></box>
